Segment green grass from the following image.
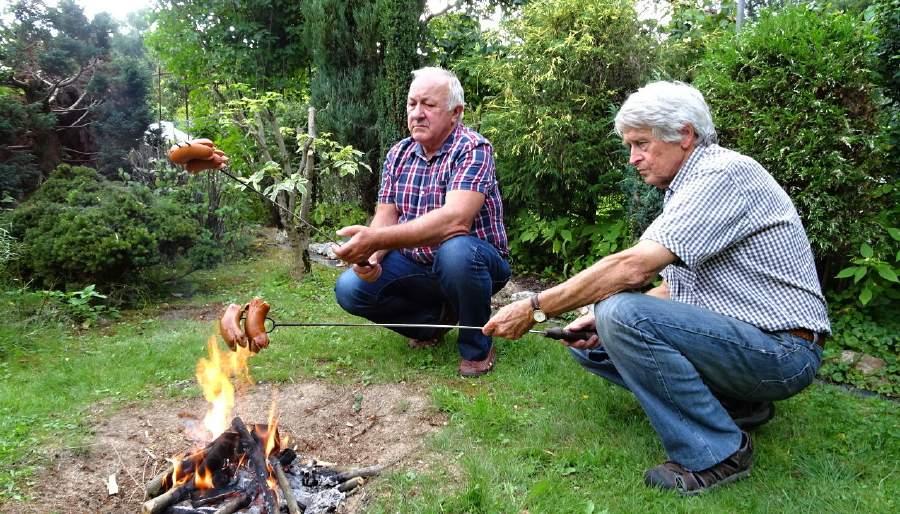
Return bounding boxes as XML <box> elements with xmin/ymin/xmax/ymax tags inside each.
<box><xmin>1</xmin><ymin>249</ymin><xmax>898</xmax><ymax>512</ymax></box>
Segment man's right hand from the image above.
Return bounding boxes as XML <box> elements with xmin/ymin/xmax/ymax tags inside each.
<box><xmin>563</xmin><ymin>312</ymin><xmax>600</xmax><ymax>350</ymax></box>
<box><xmin>353</xmin><ymin>261</ymin><xmax>382</xmax><ymax>283</ymax></box>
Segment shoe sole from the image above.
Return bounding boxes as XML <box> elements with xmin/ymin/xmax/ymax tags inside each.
<box><xmin>734</xmin><ymin>404</ymin><xmax>775</xmax><ymax>431</ymax></box>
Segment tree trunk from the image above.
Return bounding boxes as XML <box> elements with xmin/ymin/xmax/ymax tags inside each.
<box><xmin>291</xmin><ymin>107</ymin><xmax>317</xmax><ymax>278</ymax></box>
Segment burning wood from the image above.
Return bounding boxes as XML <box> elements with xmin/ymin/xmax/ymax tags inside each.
<box><xmin>143</xmin><ymin>415</ymin><xmax>388</xmax><ymax>513</ymax></box>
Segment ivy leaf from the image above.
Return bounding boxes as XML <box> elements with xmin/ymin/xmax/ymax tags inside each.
<box><xmin>887</xmin><ymin>227</ymin><xmax>900</xmax><ymax>241</ymax></box>
<box><xmin>860</xmin><ymin>243</ymin><xmax>874</xmax><ymax>258</ymax></box>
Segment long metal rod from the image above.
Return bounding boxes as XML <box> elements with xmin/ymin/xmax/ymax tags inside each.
<box><xmin>267</xmin><ymin>319</ymin><xmax>545</xmax><ymax>335</ymax></box>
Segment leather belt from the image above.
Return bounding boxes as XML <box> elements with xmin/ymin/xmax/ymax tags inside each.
<box><xmin>788</xmin><ymin>328</ymin><xmax>826</xmax><ymax>348</ymax></box>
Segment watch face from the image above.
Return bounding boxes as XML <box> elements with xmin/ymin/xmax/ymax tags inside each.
<box><xmin>533</xmin><ymin>310</ymin><xmax>547</xmax><ymax>323</ymax></box>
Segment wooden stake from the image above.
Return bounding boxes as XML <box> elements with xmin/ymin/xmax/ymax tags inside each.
<box><xmin>140</xmin><ymin>482</ymin><xmax>193</xmax><ymax>514</ymax></box>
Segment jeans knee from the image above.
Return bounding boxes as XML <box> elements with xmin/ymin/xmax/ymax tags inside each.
<box><xmin>434</xmin><ymin>236</ymin><xmax>478</xmax><ymax>280</ymax></box>
<box><xmin>334</xmin><ymin>269</ymin><xmax>364</xmax><ymax>314</ymax></box>
<box><xmin>594</xmin><ymin>293</ymin><xmax>646</xmax><ymax>341</ymax></box>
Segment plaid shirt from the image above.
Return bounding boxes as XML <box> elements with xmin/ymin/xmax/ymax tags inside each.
<box><xmin>378</xmin><ymin>123</ymin><xmax>508</xmax><ymax>264</ymax></box>
<box><xmin>641</xmin><ymin>144</ymin><xmax>831</xmax><ymax>334</ymax></box>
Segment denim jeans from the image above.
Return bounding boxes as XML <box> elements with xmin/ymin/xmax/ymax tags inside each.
<box><xmin>569</xmin><ymin>292</ymin><xmax>823</xmax><ymax>471</ymax></box>
<box><xmin>334</xmin><ymin>235</ymin><xmax>511</xmax><ymax>360</ymax></box>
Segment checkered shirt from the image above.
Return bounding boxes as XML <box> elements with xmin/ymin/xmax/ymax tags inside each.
<box><xmin>378</xmin><ymin>123</ymin><xmax>508</xmax><ymax>264</ymax></box>
<box><xmin>640</xmin><ymin>144</ymin><xmax>831</xmax><ymax>334</ymax></box>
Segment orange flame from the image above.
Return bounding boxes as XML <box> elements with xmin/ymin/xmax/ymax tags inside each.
<box><xmin>194</xmin><ymin>465</ymin><xmax>215</xmax><ymax>490</ymax></box>
<box><xmin>265</xmin><ymin>399</ymin><xmax>279</xmax><ymax>459</ymax></box>
<box><xmin>196</xmin><ymin>336</ymin><xmax>254</xmax><ymax>439</ymax></box>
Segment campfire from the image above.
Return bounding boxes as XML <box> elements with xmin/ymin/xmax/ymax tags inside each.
<box><xmin>142</xmin><ymin>318</ymin><xmax>386</xmax><ymax>513</ymax></box>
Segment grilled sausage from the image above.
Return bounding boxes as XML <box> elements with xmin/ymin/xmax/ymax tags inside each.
<box><xmin>219</xmin><ymin>303</ymin><xmax>248</xmax><ymax>351</ymax></box>
<box><xmin>184</xmin><ymin>153</ymin><xmax>228</xmax><ymax>173</ymax></box>
<box><xmin>167</xmin><ymin>141</ymin><xmax>215</xmax><ymax>164</ymax></box>
<box><xmin>244</xmin><ymin>297</ymin><xmax>270</xmax><ymax>353</ymax></box>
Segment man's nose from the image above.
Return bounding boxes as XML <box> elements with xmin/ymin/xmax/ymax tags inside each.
<box><xmin>629</xmin><ymin>148</ymin><xmax>641</xmax><ymax>165</ymax></box>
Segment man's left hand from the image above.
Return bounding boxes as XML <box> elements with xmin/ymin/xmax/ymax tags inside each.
<box><xmin>334</xmin><ymin>225</ymin><xmax>378</xmax><ymax>265</ymax></box>
<box><xmin>483</xmin><ymin>299</ymin><xmax>534</xmax><ymax>340</ymax></box>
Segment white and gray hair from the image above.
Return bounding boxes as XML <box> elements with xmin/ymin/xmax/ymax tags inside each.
<box><xmin>614</xmin><ymin>81</ymin><xmax>717</xmax><ymax>145</ymax></box>
<box><xmin>411</xmin><ymin>67</ymin><xmax>466</xmax><ymax>112</ymax></box>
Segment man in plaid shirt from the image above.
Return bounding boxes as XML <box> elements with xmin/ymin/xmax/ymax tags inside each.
<box><xmin>334</xmin><ymin>67</ymin><xmax>510</xmax><ymax>377</ymax></box>
<box><xmin>484</xmin><ymin>81</ymin><xmax>830</xmax><ymax>494</ymax></box>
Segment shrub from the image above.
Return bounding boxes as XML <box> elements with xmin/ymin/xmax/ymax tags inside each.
<box><xmin>9</xmin><ymin>165</ymin><xmax>201</xmax><ymax>296</ymax></box>
<box><xmin>477</xmin><ymin>0</ymin><xmax>656</xmax><ymax>274</ymax></box>
<box><xmin>693</xmin><ymin>5</ymin><xmax>888</xmax><ymax>274</ymax></box>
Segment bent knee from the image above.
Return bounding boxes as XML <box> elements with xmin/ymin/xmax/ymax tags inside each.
<box><xmin>334</xmin><ymin>269</ymin><xmax>365</xmax><ymax>312</ymax></box>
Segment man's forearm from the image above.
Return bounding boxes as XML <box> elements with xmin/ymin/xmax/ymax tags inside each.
<box><xmin>538</xmin><ymin>241</ymin><xmax>675</xmax><ymax>317</ymax></box>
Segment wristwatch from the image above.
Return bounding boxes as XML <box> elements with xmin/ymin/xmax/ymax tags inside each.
<box><xmin>530</xmin><ymin>293</ymin><xmax>547</xmax><ymax>323</ymax></box>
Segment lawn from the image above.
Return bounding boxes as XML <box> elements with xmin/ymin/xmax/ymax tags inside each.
<box><xmin>1</xmin><ymin>248</ymin><xmax>897</xmax><ymax>513</ymax></box>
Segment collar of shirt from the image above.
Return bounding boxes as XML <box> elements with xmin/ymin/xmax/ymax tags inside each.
<box><xmin>665</xmin><ymin>143</ymin><xmax>712</xmax><ymax>200</ymax></box>
<box><xmin>413</xmin><ymin>123</ymin><xmax>462</xmax><ymax>161</ymax></box>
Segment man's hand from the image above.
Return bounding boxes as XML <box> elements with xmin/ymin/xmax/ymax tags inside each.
<box><xmin>562</xmin><ymin>312</ymin><xmax>600</xmax><ymax>350</ymax></box>
<box><xmin>334</xmin><ymin>225</ymin><xmax>378</xmax><ymax>265</ymax></box>
<box><xmin>352</xmin><ymin>257</ymin><xmax>383</xmax><ymax>283</ymax></box>
<box><xmin>482</xmin><ymin>299</ymin><xmax>534</xmax><ymax>340</ymax></box>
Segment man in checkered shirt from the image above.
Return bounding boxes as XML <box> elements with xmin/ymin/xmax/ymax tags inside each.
<box><xmin>334</xmin><ymin>67</ymin><xmax>510</xmax><ymax>378</ymax></box>
<box><xmin>484</xmin><ymin>81</ymin><xmax>830</xmax><ymax>495</ymax></box>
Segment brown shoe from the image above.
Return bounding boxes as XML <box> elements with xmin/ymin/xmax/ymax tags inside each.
<box><xmin>408</xmin><ymin>335</ymin><xmax>444</xmax><ymax>349</ymax></box>
<box><xmin>458</xmin><ymin>347</ymin><xmax>496</xmax><ymax>377</ymax></box>
<box><xmin>644</xmin><ymin>432</ymin><xmax>753</xmax><ymax>495</ymax></box>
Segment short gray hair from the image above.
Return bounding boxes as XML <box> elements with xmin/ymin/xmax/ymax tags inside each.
<box><xmin>411</xmin><ymin>67</ymin><xmax>466</xmax><ymax>112</ymax></box>
<box><xmin>614</xmin><ymin>81</ymin><xmax>717</xmax><ymax>145</ymax></box>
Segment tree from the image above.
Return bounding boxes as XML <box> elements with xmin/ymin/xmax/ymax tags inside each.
<box><xmin>303</xmin><ymin>0</ymin><xmax>424</xmax><ymax>210</ymax></box>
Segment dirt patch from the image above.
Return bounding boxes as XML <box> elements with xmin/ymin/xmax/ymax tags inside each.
<box><xmin>5</xmin><ymin>381</ymin><xmax>446</xmax><ymax>514</ymax></box>
<box><xmin>157</xmin><ymin>302</ymin><xmax>226</xmax><ymax>322</ymax></box>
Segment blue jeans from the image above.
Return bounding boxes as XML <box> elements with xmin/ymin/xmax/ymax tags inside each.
<box><xmin>334</xmin><ymin>236</ymin><xmax>510</xmax><ymax>360</ymax></box>
<box><xmin>569</xmin><ymin>292</ymin><xmax>823</xmax><ymax>471</ymax></box>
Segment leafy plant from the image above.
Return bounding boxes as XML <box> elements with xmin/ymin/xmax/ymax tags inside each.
<box><xmin>40</xmin><ymin>284</ymin><xmax>117</xmax><ymax>326</ymax></box>
<box><xmin>835</xmin><ymin>227</ymin><xmax>900</xmax><ymax>306</ymax></box>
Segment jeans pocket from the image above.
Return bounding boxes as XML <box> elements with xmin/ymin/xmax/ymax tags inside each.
<box><xmin>747</xmin><ymin>350</ymin><xmax>819</xmax><ymax>401</ymax></box>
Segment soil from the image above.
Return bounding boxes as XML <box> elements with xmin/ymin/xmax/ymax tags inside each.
<box><xmin>4</xmin><ymin>381</ymin><xmax>447</xmax><ymax>514</ymax></box>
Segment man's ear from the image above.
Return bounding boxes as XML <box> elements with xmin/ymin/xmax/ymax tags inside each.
<box><xmin>679</xmin><ymin>125</ymin><xmax>696</xmax><ymax>149</ymax></box>
<box><xmin>451</xmin><ymin>105</ymin><xmax>464</xmax><ymax>123</ymax></box>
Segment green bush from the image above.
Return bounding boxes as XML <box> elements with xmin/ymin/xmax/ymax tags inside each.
<box><xmin>693</xmin><ymin>5</ymin><xmax>889</xmax><ymax>270</ymax></box>
<box><xmin>477</xmin><ymin>0</ymin><xmax>655</xmax><ymax>274</ymax></box>
<box><xmin>9</xmin><ymin>165</ymin><xmax>201</xmax><ymax>296</ymax></box>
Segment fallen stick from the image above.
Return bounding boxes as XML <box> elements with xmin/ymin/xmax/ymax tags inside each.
<box><xmin>337</xmin><ymin>476</ymin><xmax>364</xmax><ymax>493</ymax></box>
<box><xmin>270</xmin><ymin>457</ymin><xmax>302</xmax><ymax>514</ymax></box>
<box><xmin>141</xmin><ymin>482</ymin><xmax>193</xmax><ymax>514</ymax></box>
<box><xmin>333</xmin><ymin>461</ymin><xmax>393</xmax><ymax>483</ymax></box>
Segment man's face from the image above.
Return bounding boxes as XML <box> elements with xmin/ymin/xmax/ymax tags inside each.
<box><xmin>622</xmin><ymin>127</ymin><xmax>692</xmax><ymax>189</ymax></box>
<box><xmin>407</xmin><ymin>76</ymin><xmax>461</xmax><ymax>153</ymax></box>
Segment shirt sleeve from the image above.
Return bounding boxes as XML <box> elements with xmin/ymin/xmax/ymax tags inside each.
<box><xmin>377</xmin><ymin>144</ymin><xmax>400</xmax><ymax>205</ymax></box>
<box><xmin>448</xmin><ymin>141</ymin><xmax>495</xmax><ymax>194</ymax></box>
<box><xmin>641</xmin><ymin>167</ymin><xmax>753</xmax><ymax>269</ymax></box>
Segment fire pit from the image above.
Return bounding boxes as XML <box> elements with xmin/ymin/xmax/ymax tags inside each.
<box><xmin>142</xmin><ymin>416</ymin><xmax>387</xmax><ymax>514</ymax></box>
<box><xmin>140</xmin><ymin>334</ymin><xmax>388</xmax><ymax>514</ymax></box>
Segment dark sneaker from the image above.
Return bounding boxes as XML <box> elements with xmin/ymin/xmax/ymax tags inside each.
<box><xmin>722</xmin><ymin>400</ymin><xmax>775</xmax><ymax>430</ymax></box>
<box><xmin>644</xmin><ymin>432</ymin><xmax>753</xmax><ymax>495</ymax></box>
<box><xmin>459</xmin><ymin>347</ymin><xmax>496</xmax><ymax>377</ymax></box>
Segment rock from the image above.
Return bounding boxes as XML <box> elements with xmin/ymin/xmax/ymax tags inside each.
<box><xmin>855</xmin><ymin>354</ymin><xmax>886</xmax><ymax>375</ymax></box>
<box><xmin>839</xmin><ymin>350</ymin><xmax>860</xmax><ymax>365</ymax></box>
